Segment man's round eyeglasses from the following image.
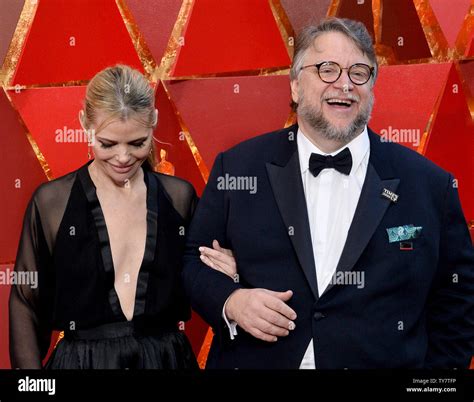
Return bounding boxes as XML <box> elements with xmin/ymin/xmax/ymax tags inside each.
<box><xmin>300</xmin><ymin>61</ymin><xmax>374</xmax><ymax>85</ymax></box>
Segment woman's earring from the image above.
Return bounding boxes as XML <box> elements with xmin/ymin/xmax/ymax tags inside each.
<box><xmin>87</xmin><ymin>131</ymin><xmax>93</xmax><ymax>160</ymax></box>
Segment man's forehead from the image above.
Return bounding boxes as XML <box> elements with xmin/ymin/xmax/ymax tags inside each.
<box><xmin>310</xmin><ymin>32</ymin><xmax>354</xmax><ymax>51</ymax></box>
<box><xmin>310</xmin><ymin>32</ymin><xmax>334</xmax><ymax>51</ymax></box>
<box><xmin>306</xmin><ymin>32</ymin><xmax>366</xmax><ymax>60</ymax></box>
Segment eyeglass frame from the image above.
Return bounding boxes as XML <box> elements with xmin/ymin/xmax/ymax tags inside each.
<box><xmin>300</xmin><ymin>61</ymin><xmax>375</xmax><ymax>85</ymax></box>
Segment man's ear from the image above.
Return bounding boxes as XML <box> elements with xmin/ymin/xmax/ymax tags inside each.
<box><xmin>290</xmin><ymin>79</ymin><xmax>299</xmax><ymax>104</ymax></box>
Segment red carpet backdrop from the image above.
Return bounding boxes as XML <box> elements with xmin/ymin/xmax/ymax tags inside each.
<box><xmin>0</xmin><ymin>0</ymin><xmax>473</xmax><ymax>369</ymax></box>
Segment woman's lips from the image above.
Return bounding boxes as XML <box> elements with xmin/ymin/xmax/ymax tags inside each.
<box><xmin>109</xmin><ymin>163</ymin><xmax>134</xmax><ymax>173</ymax></box>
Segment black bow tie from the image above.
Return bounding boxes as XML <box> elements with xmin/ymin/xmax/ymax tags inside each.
<box><xmin>309</xmin><ymin>147</ymin><xmax>352</xmax><ymax>177</ymax></box>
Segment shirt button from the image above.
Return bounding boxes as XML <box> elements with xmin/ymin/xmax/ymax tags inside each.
<box><xmin>313</xmin><ymin>312</ymin><xmax>326</xmax><ymax>321</ymax></box>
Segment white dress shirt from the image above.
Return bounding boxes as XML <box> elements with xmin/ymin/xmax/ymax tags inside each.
<box><xmin>298</xmin><ymin>126</ymin><xmax>370</xmax><ymax>369</ymax></box>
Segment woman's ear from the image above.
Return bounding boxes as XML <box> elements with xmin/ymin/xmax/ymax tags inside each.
<box><xmin>79</xmin><ymin>110</ymin><xmax>94</xmax><ymax>145</ymax></box>
<box><xmin>154</xmin><ymin>108</ymin><xmax>158</xmax><ymax>127</ymax></box>
<box><xmin>78</xmin><ymin>110</ymin><xmax>85</xmax><ymax>130</ymax></box>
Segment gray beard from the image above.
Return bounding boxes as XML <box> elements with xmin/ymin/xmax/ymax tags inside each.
<box><xmin>298</xmin><ymin>94</ymin><xmax>374</xmax><ymax>143</ymax></box>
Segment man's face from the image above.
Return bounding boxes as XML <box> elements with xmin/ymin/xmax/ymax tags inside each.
<box><xmin>290</xmin><ymin>31</ymin><xmax>375</xmax><ymax>143</ymax></box>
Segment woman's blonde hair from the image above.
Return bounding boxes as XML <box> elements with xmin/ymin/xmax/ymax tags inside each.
<box><xmin>81</xmin><ymin>64</ymin><xmax>157</xmax><ymax>169</ymax></box>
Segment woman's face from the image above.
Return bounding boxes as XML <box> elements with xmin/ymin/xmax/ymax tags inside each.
<box><xmin>89</xmin><ymin>110</ymin><xmax>153</xmax><ymax>185</ymax></box>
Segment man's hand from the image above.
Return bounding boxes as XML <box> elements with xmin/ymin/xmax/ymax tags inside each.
<box><xmin>225</xmin><ymin>289</ymin><xmax>297</xmax><ymax>342</ymax></box>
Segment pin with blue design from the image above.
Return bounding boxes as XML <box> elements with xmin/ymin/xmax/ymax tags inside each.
<box><xmin>381</xmin><ymin>188</ymin><xmax>398</xmax><ymax>203</ymax></box>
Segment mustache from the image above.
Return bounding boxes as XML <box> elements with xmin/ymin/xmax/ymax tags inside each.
<box><xmin>322</xmin><ymin>93</ymin><xmax>360</xmax><ymax>102</ymax></box>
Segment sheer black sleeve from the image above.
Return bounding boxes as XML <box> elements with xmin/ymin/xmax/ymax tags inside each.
<box><xmin>9</xmin><ymin>173</ymin><xmax>75</xmax><ymax>369</ymax></box>
<box><xmin>155</xmin><ymin>173</ymin><xmax>199</xmax><ymax>223</ymax></box>
<box><xmin>154</xmin><ymin>172</ymin><xmax>199</xmax><ymax>322</ymax></box>
<box><xmin>9</xmin><ymin>194</ymin><xmax>51</xmax><ymax>368</ymax></box>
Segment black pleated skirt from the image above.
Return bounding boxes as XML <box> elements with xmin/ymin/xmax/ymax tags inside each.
<box><xmin>45</xmin><ymin>321</ymin><xmax>198</xmax><ymax>369</ymax></box>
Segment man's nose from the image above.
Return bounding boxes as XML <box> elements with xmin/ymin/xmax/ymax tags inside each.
<box><xmin>333</xmin><ymin>70</ymin><xmax>354</xmax><ymax>92</ymax></box>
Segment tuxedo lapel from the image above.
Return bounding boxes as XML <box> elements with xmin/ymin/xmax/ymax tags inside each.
<box><xmin>266</xmin><ymin>126</ymin><xmax>319</xmax><ymax>300</ymax></box>
<box><xmin>322</xmin><ymin>129</ymin><xmax>400</xmax><ymax>296</ymax></box>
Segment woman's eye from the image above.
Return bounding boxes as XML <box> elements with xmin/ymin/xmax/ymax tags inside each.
<box><xmin>98</xmin><ymin>141</ymin><xmax>146</xmax><ymax>148</ymax></box>
<box><xmin>99</xmin><ymin>142</ymin><xmax>114</xmax><ymax>149</ymax></box>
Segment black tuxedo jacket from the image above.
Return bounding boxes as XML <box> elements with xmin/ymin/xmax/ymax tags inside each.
<box><xmin>183</xmin><ymin>124</ymin><xmax>474</xmax><ymax>368</ymax></box>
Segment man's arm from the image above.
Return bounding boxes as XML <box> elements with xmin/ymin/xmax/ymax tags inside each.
<box><xmin>182</xmin><ymin>153</ymin><xmax>242</xmax><ymax>340</ymax></box>
<box><xmin>425</xmin><ymin>174</ymin><xmax>474</xmax><ymax>368</ymax></box>
<box><xmin>182</xmin><ymin>152</ymin><xmax>297</xmax><ymax>343</ymax></box>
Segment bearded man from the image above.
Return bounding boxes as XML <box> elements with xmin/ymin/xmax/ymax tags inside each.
<box><xmin>183</xmin><ymin>17</ymin><xmax>474</xmax><ymax>369</ymax></box>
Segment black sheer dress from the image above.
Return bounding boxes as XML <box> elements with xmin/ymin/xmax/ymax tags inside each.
<box><xmin>9</xmin><ymin>162</ymin><xmax>199</xmax><ymax>369</ymax></box>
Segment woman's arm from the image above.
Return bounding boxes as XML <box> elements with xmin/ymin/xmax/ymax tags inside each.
<box><xmin>9</xmin><ymin>196</ymin><xmax>52</xmax><ymax>369</ymax></box>
<box><xmin>199</xmin><ymin>240</ymin><xmax>237</xmax><ymax>280</ymax></box>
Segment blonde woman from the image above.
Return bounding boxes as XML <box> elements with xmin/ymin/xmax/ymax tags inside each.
<box><xmin>9</xmin><ymin>65</ymin><xmax>234</xmax><ymax>369</ymax></box>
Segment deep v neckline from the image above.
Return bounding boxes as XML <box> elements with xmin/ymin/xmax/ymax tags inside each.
<box><xmin>78</xmin><ymin>161</ymin><xmax>159</xmax><ymax>322</ymax></box>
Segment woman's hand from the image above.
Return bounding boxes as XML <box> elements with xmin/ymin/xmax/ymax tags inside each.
<box><xmin>199</xmin><ymin>240</ymin><xmax>237</xmax><ymax>280</ymax></box>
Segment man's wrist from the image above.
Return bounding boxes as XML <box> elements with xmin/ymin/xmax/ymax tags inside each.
<box><xmin>225</xmin><ymin>288</ymin><xmax>243</xmax><ymax>321</ymax></box>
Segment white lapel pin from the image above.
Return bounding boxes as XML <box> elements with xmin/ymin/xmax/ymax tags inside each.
<box><xmin>381</xmin><ymin>188</ymin><xmax>399</xmax><ymax>203</ymax></box>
